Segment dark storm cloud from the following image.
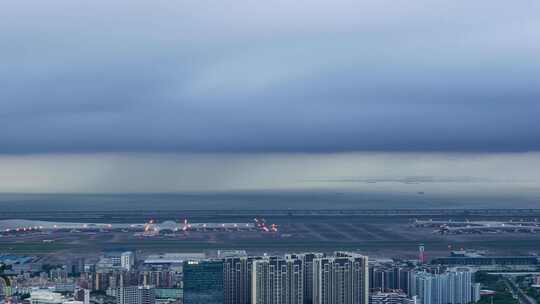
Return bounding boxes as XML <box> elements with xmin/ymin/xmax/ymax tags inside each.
<box><xmin>1</xmin><ymin>0</ymin><xmax>539</xmax><ymax>153</ymax></box>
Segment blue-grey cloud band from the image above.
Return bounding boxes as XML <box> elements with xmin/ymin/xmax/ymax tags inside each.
<box><xmin>1</xmin><ymin>0</ymin><xmax>539</xmax><ymax>153</ymax></box>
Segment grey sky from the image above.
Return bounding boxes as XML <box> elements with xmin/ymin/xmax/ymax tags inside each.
<box><xmin>1</xmin><ymin>0</ymin><xmax>539</xmax><ymax>153</ymax></box>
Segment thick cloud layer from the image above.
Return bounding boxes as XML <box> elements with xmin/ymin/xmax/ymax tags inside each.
<box><xmin>1</xmin><ymin>0</ymin><xmax>539</xmax><ymax>153</ymax></box>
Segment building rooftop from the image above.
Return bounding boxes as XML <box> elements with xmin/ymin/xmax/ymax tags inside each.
<box><xmin>144</xmin><ymin>253</ymin><xmax>206</xmax><ymax>264</ymax></box>
<box><xmin>29</xmin><ymin>290</ymin><xmax>68</xmax><ymax>303</ymax></box>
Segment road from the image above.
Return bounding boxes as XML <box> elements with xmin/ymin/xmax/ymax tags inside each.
<box><xmin>506</xmin><ymin>277</ymin><xmax>537</xmax><ymax>304</ymax></box>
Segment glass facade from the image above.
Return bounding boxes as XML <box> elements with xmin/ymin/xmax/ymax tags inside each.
<box><xmin>154</xmin><ymin>288</ymin><xmax>182</xmax><ymax>300</ymax></box>
<box><xmin>183</xmin><ymin>260</ymin><xmax>224</xmax><ymax>304</ymax></box>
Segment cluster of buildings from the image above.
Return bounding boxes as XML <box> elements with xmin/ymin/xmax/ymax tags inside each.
<box><xmin>409</xmin><ymin>271</ymin><xmax>480</xmax><ymax>304</ymax></box>
<box><xmin>1</xmin><ymin>250</ymin><xmax>488</xmax><ymax>304</ymax></box>
<box><xmin>369</xmin><ymin>260</ymin><xmax>480</xmax><ymax>304</ymax></box>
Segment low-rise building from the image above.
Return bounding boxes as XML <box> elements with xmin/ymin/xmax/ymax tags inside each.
<box><xmin>29</xmin><ymin>290</ymin><xmax>68</xmax><ymax>304</ymax></box>
<box><xmin>369</xmin><ymin>292</ymin><xmax>417</xmax><ymax>304</ymax></box>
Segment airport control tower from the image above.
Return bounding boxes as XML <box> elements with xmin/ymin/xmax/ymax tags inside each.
<box><xmin>418</xmin><ymin>243</ymin><xmax>426</xmax><ymax>264</ymax></box>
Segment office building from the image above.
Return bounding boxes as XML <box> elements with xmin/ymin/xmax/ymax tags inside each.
<box><xmin>121</xmin><ymin>252</ymin><xmax>135</xmax><ymax>271</ymax></box>
<box><xmin>252</xmin><ymin>256</ymin><xmax>303</xmax><ymax>304</ymax></box>
<box><xmin>183</xmin><ymin>259</ymin><xmax>223</xmax><ymax>304</ymax></box>
<box><xmin>117</xmin><ymin>286</ymin><xmax>155</xmax><ymax>304</ymax></box>
<box><xmin>313</xmin><ymin>252</ymin><xmax>369</xmax><ymax>304</ymax></box>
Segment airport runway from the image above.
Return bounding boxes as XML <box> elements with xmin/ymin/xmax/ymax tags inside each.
<box><xmin>2</xmin><ymin>210</ymin><xmax>540</xmax><ymax>257</ymax></box>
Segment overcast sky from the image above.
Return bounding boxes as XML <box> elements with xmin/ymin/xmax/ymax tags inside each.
<box><xmin>1</xmin><ymin>0</ymin><xmax>539</xmax><ymax>193</ymax></box>
<box><xmin>2</xmin><ymin>0</ymin><xmax>540</xmax><ymax>153</ymax></box>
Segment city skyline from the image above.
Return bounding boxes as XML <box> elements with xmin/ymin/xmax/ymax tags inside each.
<box><xmin>1</xmin><ymin>1</ymin><xmax>539</xmax><ymax>304</ymax></box>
